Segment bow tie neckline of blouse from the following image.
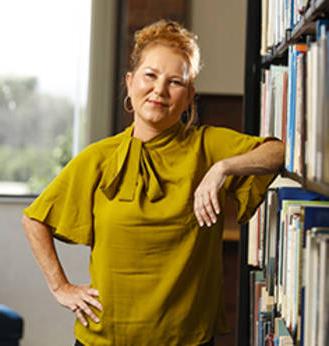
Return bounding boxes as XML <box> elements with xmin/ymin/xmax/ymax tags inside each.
<box><xmin>99</xmin><ymin>121</ymin><xmax>184</xmax><ymax>202</ymax></box>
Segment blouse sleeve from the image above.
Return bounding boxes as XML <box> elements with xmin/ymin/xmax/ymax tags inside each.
<box><xmin>203</xmin><ymin>126</ymin><xmax>280</xmax><ymax>224</ymax></box>
<box><xmin>23</xmin><ymin>143</ymin><xmax>102</xmax><ymax>246</ymax></box>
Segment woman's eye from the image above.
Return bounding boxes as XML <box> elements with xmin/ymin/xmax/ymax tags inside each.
<box><xmin>170</xmin><ymin>80</ymin><xmax>183</xmax><ymax>86</ymax></box>
<box><xmin>145</xmin><ymin>72</ymin><xmax>156</xmax><ymax>79</ymax></box>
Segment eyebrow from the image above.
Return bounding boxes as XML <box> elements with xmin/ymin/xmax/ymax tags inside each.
<box><xmin>144</xmin><ymin>67</ymin><xmax>187</xmax><ymax>80</ymax></box>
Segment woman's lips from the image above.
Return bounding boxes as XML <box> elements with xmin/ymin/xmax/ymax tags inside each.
<box><xmin>148</xmin><ymin>100</ymin><xmax>168</xmax><ymax>107</ymax></box>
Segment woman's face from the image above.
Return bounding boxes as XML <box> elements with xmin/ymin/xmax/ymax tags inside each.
<box><xmin>126</xmin><ymin>45</ymin><xmax>194</xmax><ymax>130</ymax></box>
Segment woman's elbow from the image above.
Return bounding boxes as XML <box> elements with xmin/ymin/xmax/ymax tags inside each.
<box><xmin>271</xmin><ymin>140</ymin><xmax>285</xmax><ymax>171</ymax></box>
<box><xmin>277</xmin><ymin>140</ymin><xmax>285</xmax><ymax>164</ymax></box>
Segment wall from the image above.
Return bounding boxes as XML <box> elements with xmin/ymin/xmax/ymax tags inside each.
<box><xmin>85</xmin><ymin>0</ymin><xmax>118</xmax><ymax>143</ymax></box>
<box><xmin>114</xmin><ymin>0</ymin><xmax>189</xmax><ymax>131</ymax></box>
<box><xmin>0</xmin><ymin>198</ymin><xmax>90</xmax><ymax>345</ymax></box>
<box><xmin>191</xmin><ymin>0</ymin><xmax>246</xmax><ymax>95</ymax></box>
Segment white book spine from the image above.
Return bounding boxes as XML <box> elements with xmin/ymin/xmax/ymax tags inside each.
<box><xmin>315</xmin><ymin>26</ymin><xmax>327</xmax><ymax>181</ymax></box>
<box><xmin>261</xmin><ymin>0</ymin><xmax>269</xmax><ymax>55</ymax></box>
<box><xmin>305</xmin><ymin>47</ymin><xmax>313</xmax><ymax>181</ymax></box>
<box><xmin>308</xmin><ymin>43</ymin><xmax>319</xmax><ymax>181</ymax></box>
<box><xmin>310</xmin><ymin>235</ymin><xmax>320</xmax><ymax>346</ymax></box>
<box><xmin>303</xmin><ymin>231</ymin><xmax>312</xmax><ymax>346</ymax></box>
<box><xmin>317</xmin><ymin>237</ymin><xmax>329</xmax><ymax>346</ymax></box>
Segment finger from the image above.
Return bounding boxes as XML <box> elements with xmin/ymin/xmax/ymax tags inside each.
<box><xmin>210</xmin><ymin>189</ymin><xmax>220</xmax><ymax>215</ymax></box>
<box><xmin>194</xmin><ymin>206</ymin><xmax>204</xmax><ymax>227</ymax></box>
<box><xmin>87</xmin><ymin>288</ymin><xmax>100</xmax><ymax>297</ymax></box>
<box><xmin>199</xmin><ymin>195</ymin><xmax>212</xmax><ymax>227</ymax></box>
<box><xmin>193</xmin><ymin>193</ymin><xmax>204</xmax><ymax>227</ymax></box>
<box><xmin>82</xmin><ymin>292</ymin><xmax>103</xmax><ymax>312</ymax></box>
<box><xmin>200</xmin><ymin>206</ymin><xmax>212</xmax><ymax>227</ymax></box>
<box><xmin>81</xmin><ymin>284</ymin><xmax>100</xmax><ymax>298</ymax></box>
<box><xmin>203</xmin><ymin>192</ymin><xmax>217</xmax><ymax>224</ymax></box>
<box><xmin>76</xmin><ymin>308</ymin><xmax>88</xmax><ymax>327</ymax></box>
<box><xmin>79</xmin><ymin>301</ymin><xmax>100</xmax><ymax>324</ymax></box>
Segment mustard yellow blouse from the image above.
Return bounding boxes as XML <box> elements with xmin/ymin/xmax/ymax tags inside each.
<box><xmin>23</xmin><ymin>121</ymin><xmax>276</xmax><ymax>346</ymax></box>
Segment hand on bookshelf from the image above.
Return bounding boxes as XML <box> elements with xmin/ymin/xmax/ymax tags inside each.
<box><xmin>193</xmin><ymin>162</ymin><xmax>227</xmax><ymax>228</ymax></box>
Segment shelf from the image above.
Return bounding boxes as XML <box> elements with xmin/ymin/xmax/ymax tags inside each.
<box><xmin>261</xmin><ymin>0</ymin><xmax>329</xmax><ymax>67</ymax></box>
<box><xmin>281</xmin><ymin>170</ymin><xmax>329</xmax><ymax>198</ymax></box>
<box><xmin>223</xmin><ymin>228</ymin><xmax>240</xmax><ymax>242</ymax></box>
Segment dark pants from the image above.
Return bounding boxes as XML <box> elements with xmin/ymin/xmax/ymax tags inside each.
<box><xmin>75</xmin><ymin>336</ymin><xmax>215</xmax><ymax>346</ymax></box>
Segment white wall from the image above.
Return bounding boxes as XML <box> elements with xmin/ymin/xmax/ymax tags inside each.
<box><xmin>191</xmin><ymin>0</ymin><xmax>247</xmax><ymax>95</ymax></box>
<box><xmin>0</xmin><ymin>198</ymin><xmax>90</xmax><ymax>346</ymax></box>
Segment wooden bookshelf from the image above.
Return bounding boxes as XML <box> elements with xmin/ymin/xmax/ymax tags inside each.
<box><xmin>282</xmin><ymin>170</ymin><xmax>329</xmax><ymax>198</ymax></box>
<box><xmin>242</xmin><ymin>0</ymin><xmax>329</xmax><ymax>345</ymax></box>
<box><xmin>223</xmin><ymin>227</ymin><xmax>240</xmax><ymax>242</ymax></box>
<box><xmin>261</xmin><ymin>0</ymin><xmax>329</xmax><ymax>67</ymax></box>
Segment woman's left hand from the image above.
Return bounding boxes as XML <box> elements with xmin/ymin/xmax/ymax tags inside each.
<box><xmin>193</xmin><ymin>161</ymin><xmax>227</xmax><ymax>228</ymax></box>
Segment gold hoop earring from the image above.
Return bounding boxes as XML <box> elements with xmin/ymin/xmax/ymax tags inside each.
<box><xmin>124</xmin><ymin>96</ymin><xmax>134</xmax><ymax>113</ymax></box>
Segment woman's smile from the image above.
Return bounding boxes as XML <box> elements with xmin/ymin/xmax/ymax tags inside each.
<box><xmin>147</xmin><ymin>99</ymin><xmax>169</xmax><ymax>107</ymax></box>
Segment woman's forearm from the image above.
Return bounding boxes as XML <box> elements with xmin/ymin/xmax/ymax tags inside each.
<box><xmin>21</xmin><ymin>215</ymin><xmax>69</xmax><ymax>294</ymax></box>
<box><xmin>218</xmin><ymin>140</ymin><xmax>284</xmax><ymax>176</ymax></box>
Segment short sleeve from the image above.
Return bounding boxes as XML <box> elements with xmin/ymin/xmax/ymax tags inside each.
<box><xmin>23</xmin><ymin>143</ymin><xmax>102</xmax><ymax>246</ymax></box>
<box><xmin>203</xmin><ymin>126</ymin><xmax>280</xmax><ymax>224</ymax></box>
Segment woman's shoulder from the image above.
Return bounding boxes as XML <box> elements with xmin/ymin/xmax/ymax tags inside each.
<box><xmin>61</xmin><ymin>130</ymin><xmax>128</xmax><ymax>173</ymax></box>
<box><xmin>91</xmin><ymin>130</ymin><xmax>127</xmax><ymax>154</ymax></box>
<box><xmin>78</xmin><ymin>130</ymin><xmax>128</xmax><ymax>159</ymax></box>
<box><xmin>187</xmin><ymin>124</ymin><xmax>241</xmax><ymax>142</ymax></box>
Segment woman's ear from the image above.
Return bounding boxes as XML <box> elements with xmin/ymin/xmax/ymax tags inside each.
<box><xmin>125</xmin><ymin>72</ymin><xmax>132</xmax><ymax>96</ymax></box>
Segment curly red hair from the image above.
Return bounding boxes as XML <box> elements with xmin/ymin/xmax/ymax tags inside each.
<box><xmin>129</xmin><ymin>19</ymin><xmax>201</xmax><ymax>80</ymax></box>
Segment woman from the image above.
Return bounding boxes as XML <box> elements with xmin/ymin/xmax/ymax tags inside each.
<box><xmin>22</xmin><ymin>20</ymin><xmax>284</xmax><ymax>346</ymax></box>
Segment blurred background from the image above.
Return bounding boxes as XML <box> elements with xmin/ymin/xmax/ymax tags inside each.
<box><xmin>0</xmin><ymin>0</ymin><xmax>247</xmax><ymax>345</ymax></box>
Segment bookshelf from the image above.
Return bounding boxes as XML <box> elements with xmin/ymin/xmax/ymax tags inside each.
<box><xmin>240</xmin><ymin>1</ymin><xmax>329</xmax><ymax>345</ymax></box>
<box><xmin>261</xmin><ymin>0</ymin><xmax>329</xmax><ymax>67</ymax></box>
<box><xmin>282</xmin><ymin>169</ymin><xmax>329</xmax><ymax>197</ymax></box>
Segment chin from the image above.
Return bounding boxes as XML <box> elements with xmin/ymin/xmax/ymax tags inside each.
<box><xmin>135</xmin><ymin>108</ymin><xmax>180</xmax><ymax>129</ymax></box>
<box><xmin>140</xmin><ymin>112</ymin><xmax>169</xmax><ymax>125</ymax></box>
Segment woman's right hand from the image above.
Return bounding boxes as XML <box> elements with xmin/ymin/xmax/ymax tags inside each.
<box><xmin>21</xmin><ymin>217</ymin><xmax>102</xmax><ymax>328</ymax></box>
<box><xmin>52</xmin><ymin>283</ymin><xmax>103</xmax><ymax>327</ymax></box>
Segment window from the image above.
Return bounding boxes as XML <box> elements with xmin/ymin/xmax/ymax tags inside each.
<box><xmin>0</xmin><ymin>0</ymin><xmax>91</xmax><ymax>195</ymax></box>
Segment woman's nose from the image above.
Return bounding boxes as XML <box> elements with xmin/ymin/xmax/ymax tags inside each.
<box><xmin>153</xmin><ymin>79</ymin><xmax>168</xmax><ymax>96</ymax></box>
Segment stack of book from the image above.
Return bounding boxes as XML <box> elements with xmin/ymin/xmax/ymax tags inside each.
<box><xmin>247</xmin><ymin>2</ymin><xmax>329</xmax><ymax>346</ymax></box>
<box><xmin>261</xmin><ymin>0</ymin><xmax>311</xmax><ymax>54</ymax></box>
<box><xmin>259</xmin><ymin>18</ymin><xmax>329</xmax><ymax>183</ymax></box>
<box><xmin>248</xmin><ymin>186</ymin><xmax>329</xmax><ymax>345</ymax></box>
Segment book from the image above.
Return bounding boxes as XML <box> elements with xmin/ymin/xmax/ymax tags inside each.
<box><xmin>249</xmin><ymin>186</ymin><xmax>329</xmax><ymax>345</ymax></box>
<box><xmin>323</xmin><ymin>30</ymin><xmax>329</xmax><ymax>184</ymax></box>
<box><xmin>254</xmin><ymin>271</ymin><xmax>266</xmax><ymax>345</ymax></box>
<box><xmin>293</xmin><ymin>51</ymin><xmax>306</xmax><ymax>176</ymax></box>
<box><xmin>285</xmin><ymin>44</ymin><xmax>308</xmax><ymax>173</ymax></box>
<box><xmin>280</xmin><ymin>202</ymin><xmax>329</xmax><ymax>338</ymax></box>
<box><xmin>304</xmin><ymin>227</ymin><xmax>329</xmax><ymax>346</ymax></box>
<box><xmin>250</xmin><ymin>270</ymin><xmax>256</xmax><ymax>346</ymax></box>
<box><xmin>306</xmin><ymin>20</ymin><xmax>329</xmax><ymax>182</ymax></box>
<box><xmin>317</xmin><ymin>231</ymin><xmax>329</xmax><ymax>346</ymax></box>
<box><xmin>273</xmin><ymin>317</ymin><xmax>294</xmax><ymax>345</ymax></box>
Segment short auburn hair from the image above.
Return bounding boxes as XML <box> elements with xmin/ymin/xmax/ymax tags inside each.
<box><xmin>129</xmin><ymin>19</ymin><xmax>201</xmax><ymax>80</ymax></box>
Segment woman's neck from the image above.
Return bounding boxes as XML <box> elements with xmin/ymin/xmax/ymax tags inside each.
<box><xmin>132</xmin><ymin>118</ymin><xmax>178</xmax><ymax>142</ymax></box>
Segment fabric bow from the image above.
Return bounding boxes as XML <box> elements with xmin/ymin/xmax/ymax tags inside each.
<box><xmin>100</xmin><ymin>135</ymin><xmax>164</xmax><ymax>202</ymax></box>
